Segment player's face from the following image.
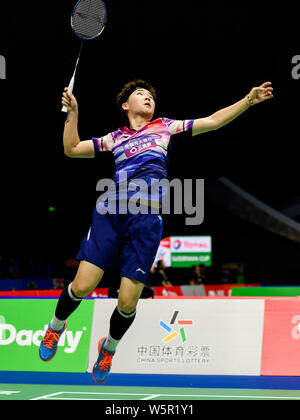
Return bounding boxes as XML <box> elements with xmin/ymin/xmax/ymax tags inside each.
<box><xmin>123</xmin><ymin>88</ymin><xmax>155</xmax><ymax>118</ymax></box>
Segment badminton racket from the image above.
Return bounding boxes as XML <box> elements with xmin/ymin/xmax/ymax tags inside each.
<box><xmin>62</xmin><ymin>0</ymin><xmax>107</xmax><ymax>113</ymax></box>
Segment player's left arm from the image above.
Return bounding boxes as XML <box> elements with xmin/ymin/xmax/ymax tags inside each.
<box><xmin>192</xmin><ymin>82</ymin><xmax>274</xmax><ymax>136</ymax></box>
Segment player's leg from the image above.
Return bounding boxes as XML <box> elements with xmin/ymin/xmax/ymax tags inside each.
<box><xmin>52</xmin><ymin>260</ymin><xmax>104</xmax><ymax>327</ymax></box>
<box><xmin>92</xmin><ymin>276</ymin><xmax>144</xmax><ymax>384</ymax></box>
<box><xmin>70</xmin><ymin>260</ymin><xmax>105</xmax><ymax>298</ymax></box>
<box><xmin>103</xmin><ymin>213</ymin><xmax>162</xmax><ymax>352</ymax></box>
<box><xmin>92</xmin><ymin>213</ymin><xmax>163</xmax><ymax>384</ymax></box>
<box><xmin>105</xmin><ymin>276</ymin><xmax>144</xmax><ymax>349</ymax></box>
<box><xmin>39</xmin><ymin>260</ymin><xmax>104</xmax><ymax>362</ymax></box>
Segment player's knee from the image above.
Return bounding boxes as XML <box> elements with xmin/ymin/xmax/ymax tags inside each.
<box><xmin>71</xmin><ymin>283</ymin><xmax>91</xmax><ymax>299</ymax></box>
<box><xmin>118</xmin><ymin>298</ymin><xmax>137</xmax><ymax>314</ymax></box>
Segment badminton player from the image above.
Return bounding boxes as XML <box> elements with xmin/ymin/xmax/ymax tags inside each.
<box><xmin>39</xmin><ymin>79</ymin><xmax>273</xmax><ymax>383</ymax></box>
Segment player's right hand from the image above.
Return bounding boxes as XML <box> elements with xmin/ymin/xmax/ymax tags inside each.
<box><xmin>62</xmin><ymin>88</ymin><xmax>78</xmax><ymax>113</ymax></box>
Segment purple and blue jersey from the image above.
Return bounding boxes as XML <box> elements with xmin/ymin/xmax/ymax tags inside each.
<box><xmin>92</xmin><ymin>117</ymin><xmax>194</xmax><ymax>207</ymax></box>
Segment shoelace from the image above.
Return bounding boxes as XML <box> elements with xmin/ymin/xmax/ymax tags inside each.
<box><xmin>43</xmin><ymin>329</ymin><xmax>60</xmax><ymax>349</ymax></box>
<box><xmin>98</xmin><ymin>350</ymin><xmax>114</xmax><ymax>371</ymax></box>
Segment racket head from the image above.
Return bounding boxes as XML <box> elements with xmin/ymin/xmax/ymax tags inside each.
<box><xmin>71</xmin><ymin>0</ymin><xmax>107</xmax><ymax>40</ymax></box>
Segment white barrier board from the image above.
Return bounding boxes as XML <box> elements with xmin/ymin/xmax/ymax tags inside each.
<box><xmin>87</xmin><ymin>299</ymin><xmax>264</xmax><ymax>375</ymax></box>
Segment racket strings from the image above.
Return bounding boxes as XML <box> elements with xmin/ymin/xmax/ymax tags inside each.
<box><xmin>72</xmin><ymin>0</ymin><xmax>106</xmax><ymax>39</ymax></box>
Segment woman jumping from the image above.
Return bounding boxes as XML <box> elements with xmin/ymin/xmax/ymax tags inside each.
<box><xmin>39</xmin><ymin>79</ymin><xmax>273</xmax><ymax>384</ymax></box>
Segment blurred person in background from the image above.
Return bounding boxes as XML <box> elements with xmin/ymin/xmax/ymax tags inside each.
<box><xmin>189</xmin><ymin>264</ymin><xmax>207</xmax><ymax>285</ymax></box>
<box><xmin>154</xmin><ymin>260</ymin><xmax>173</xmax><ymax>286</ymax></box>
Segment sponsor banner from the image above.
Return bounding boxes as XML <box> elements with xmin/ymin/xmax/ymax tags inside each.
<box><xmin>0</xmin><ymin>299</ymin><xmax>94</xmax><ymax>372</ymax></box>
<box><xmin>232</xmin><ymin>286</ymin><xmax>300</xmax><ymax>297</ymax></box>
<box><xmin>0</xmin><ymin>284</ymin><xmax>260</xmax><ymax>298</ymax></box>
<box><xmin>153</xmin><ymin>286</ymin><xmax>183</xmax><ymax>297</ymax></box>
<box><xmin>180</xmin><ymin>285</ymin><xmax>206</xmax><ymax>296</ymax></box>
<box><xmin>205</xmin><ymin>284</ymin><xmax>260</xmax><ymax>297</ymax></box>
<box><xmin>155</xmin><ymin>236</ymin><xmax>212</xmax><ymax>268</ymax></box>
<box><xmin>171</xmin><ymin>252</ymin><xmax>211</xmax><ymax>267</ymax></box>
<box><xmin>261</xmin><ymin>298</ymin><xmax>300</xmax><ymax>375</ymax></box>
<box><xmin>171</xmin><ymin>236</ymin><xmax>211</xmax><ymax>253</ymax></box>
<box><xmin>0</xmin><ymin>288</ymin><xmax>109</xmax><ymax>298</ymax></box>
<box><xmin>89</xmin><ymin>288</ymin><xmax>109</xmax><ymax>298</ymax></box>
<box><xmin>0</xmin><ymin>290</ymin><xmax>62</xmax><ymax>297</ymax></box>
<box><xmin>87</xmin><ymin>298</ymin><xmax>265</xmax><ymax>375</ymax></box>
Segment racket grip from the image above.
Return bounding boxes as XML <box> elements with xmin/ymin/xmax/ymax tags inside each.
<box><xmin>61</xmin><ymin>74</ymin><xmax>75</xmax><ymax>113</ymax></box>
<box><xmin>62</xmin><ymin>104</ymin><xmax>68</xmax><ymax>113</ymax></box>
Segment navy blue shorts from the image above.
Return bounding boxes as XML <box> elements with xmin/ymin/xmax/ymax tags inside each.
<box><xmin>76</xmin><ymin>209</ymin><xmax>163</xmax><ymax>285</ymax></box>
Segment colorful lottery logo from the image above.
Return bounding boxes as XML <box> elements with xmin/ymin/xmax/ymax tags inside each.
<box><xmin>173</xmin><ymin>240</ymin><xmax>181</xmax><ymax>250</ymax></box>
<box><xmin>160</xmin><ymin>311</ymin><xmax>193</xmax><ymax>343</ymax></box>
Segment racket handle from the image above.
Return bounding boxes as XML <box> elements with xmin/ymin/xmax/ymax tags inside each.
<box><xmin>61</xmin><ymin>74</ymin><xmax>75</xmax><ymax>113</ymax></box>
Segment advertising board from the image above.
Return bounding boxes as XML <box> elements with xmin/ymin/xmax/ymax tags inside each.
<box><xmin>87</xmin><ymin>298</ymin><xmax>265</xmax><ymax>375</ymax></box>
<box><xmin>155</xmin><ymin>236</ymin><xmax>212</xmax><ymax>268</ymax></box>
<box><xmin>0</xmin><ymin>299</ymin><xmax>94</xmax><ymax>372</ymax></box>
<box><xmin>261</xmin><ymin>298</ymin><xmax>300</xmax><ymax>375</ymax></box>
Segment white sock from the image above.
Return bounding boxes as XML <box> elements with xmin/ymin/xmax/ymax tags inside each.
<box><xmin>104</xmin><ymin>334</ymin><xmax>120</xmax><ymax>353</ymax></box>
<box><xmin>68</xmin><ymin>282</ymin><xmax>82</xmax><ymax>302</ymax></box>
<box><xmin>50</xmin><ymin>315</ymin><xmax>66</xmax><ymax>332</ymax></box>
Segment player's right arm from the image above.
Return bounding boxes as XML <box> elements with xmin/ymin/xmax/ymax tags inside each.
<box><xmin>62</xmin><ymin>88</ymin><xmax>95</xmax><ymax>158</ymax></box>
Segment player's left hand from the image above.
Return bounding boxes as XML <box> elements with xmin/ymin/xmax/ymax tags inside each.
<box><xmin>248</xmin><ymin>82</ymin><xmax>274</xmax><ymax>105</ymax></box>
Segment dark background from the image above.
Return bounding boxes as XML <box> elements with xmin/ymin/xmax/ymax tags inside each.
<box><xmin>0</xmin><ymin>1</ymin><xmax>299</xmax><ymax>285</ymax></box>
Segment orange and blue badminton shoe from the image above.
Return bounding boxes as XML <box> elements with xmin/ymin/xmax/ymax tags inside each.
<box><xmin>92</xmin><ymin>337</ymin><xmax>115</xmax><ymax>384</ymax></box>
<box><xmin>39</xmin><ymin>323</ymin><xmax>67</xmax><ymax>362</ymax></box>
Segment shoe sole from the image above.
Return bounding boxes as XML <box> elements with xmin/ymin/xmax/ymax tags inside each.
<box><xmin>92</xmin><ymin>337</ymin><xmax>108</xmax><ymax>385</ymax></box>
<box><xmin>39</xmin><ymin>323</ymin><xmax>67</xmax><ymax>362</ymax></box>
